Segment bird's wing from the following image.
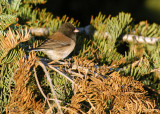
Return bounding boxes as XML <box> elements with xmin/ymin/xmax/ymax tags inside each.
<box><xmin>36</xmin><ymin>32</ymin><xmax>73</xmax><ymax>50</ymax></box>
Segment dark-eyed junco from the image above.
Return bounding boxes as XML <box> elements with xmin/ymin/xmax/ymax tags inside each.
<box><xmin>29</xmin><ymin>22</ymin><xmax>79</xmax><ymax>60</ymax></box>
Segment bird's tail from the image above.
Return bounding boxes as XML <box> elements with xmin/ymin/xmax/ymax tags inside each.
<box><xmin>27</xmin><ymin>48</ymin><xmax>44</xmax><ymax>52</ymax></box>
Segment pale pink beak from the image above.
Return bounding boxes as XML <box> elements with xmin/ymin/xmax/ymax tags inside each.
<box><xmin>74</xmin><ymin>29</ymin><xmax>79</xmax><ymax>33</ymax></box>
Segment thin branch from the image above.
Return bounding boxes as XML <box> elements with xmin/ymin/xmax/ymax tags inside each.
<box><xmin>33</xmin><ymin>67</ymin><xmax>52</xmax><ymax>109</ymax></box>
<box><xmin>50</xmin><ymin>60</ymin><xmax>105</xmax><ymax>78</ymax></box>
<box><xmin>98</xmin><ymin>31</ymin><xmax>159</xmax><ymax>44</ymax></box>
<box><xmin>38</xmin><ymin>61</ymin><xmax>63</xmax><ymax>114</ymax></box>
<box><xmin>49</xmin><ymin>98</ymin><xmax>62</xmax><ymax>102</ymax></box>
<box><xmin>48</xmin><ymin>63</ymin><xmax>95</xmax><ymax>111</ymax></box>
<box><xmin>122</xmin><ymin>34</ymin><xmax>159</xmax><ymax>44</ymax></box>
<box><xmin>48</xmin><ymin>65</ymin><xmax>76</xmax><ymax>85</ymax></box>
<box><xmin>124</xmin><ymin>92</ymin><xmax>147</xmax><ymax>94</ymax></box>
<box><xmin>87</xmin><ymin>98</ymin><xmax>95</xmax><ymax>111</ymax></box>
<box><xmin>67</xmin><ymin>68</ymin><xmax>84</xmax><ymax>78</ymax></box>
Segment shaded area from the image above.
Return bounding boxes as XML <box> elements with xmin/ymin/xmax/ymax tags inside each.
<box><xmin>40</xmin><ymin>0</ymin><xmax>160</xmax><ymax>26</ymax></box>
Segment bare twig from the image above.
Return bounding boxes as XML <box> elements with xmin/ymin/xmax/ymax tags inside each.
<box><xmin>44</xmin><ymin>61</ymin><xmax>96</xmax><ymax>111</ymax></box>
<box><xmin>33</xmin><ymin>67</ymin><xmax>52</xmax><ymax>109</ymax></box>
<box><xmin>124</xmin><ymin>92</ymin><xmax>147</xmax><ymax>94</ymax></box>
<box><xmin>49</xmin><ymin>98</ymin><xmax>62</xmax><ymax>102</ymax></box>
<box><xmin>87</xmin><ymin>98</ymin><xmax>95</xmax><ymax>111</ymax></box>
<box><xmin>67</xmin><ymin>68</ymin><xmax>84</xmax><ymax>78</ymax></box>
<box><xmin>48</xmin><ymin>65</ymin><xmax>76</xmax><ymax>85</ymax></box>
<box><xmin>50</xmin><ymin>60</ymin><xmax>105</xmax><ymax>78</ymax></box>
<box><xmin>38</xmin><ymin>61</ymin><xmax>63</xmax><ymax>114</ymax></box>
<box><xmin>94</xmin><ymin>30</ymin><xmax>159</xmax><ymax>44</ymax></box>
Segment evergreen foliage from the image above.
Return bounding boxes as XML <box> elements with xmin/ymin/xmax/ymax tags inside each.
<box><xmin>0</xmin><ymin>0</ymin><xmax>159</xmax><ymax>113</ymax></box>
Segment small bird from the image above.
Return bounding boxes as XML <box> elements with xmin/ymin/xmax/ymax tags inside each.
<box><xmin>29</xmin><ymin>22</ymin><xmax>79</xmax><ymax>60</ymax></box>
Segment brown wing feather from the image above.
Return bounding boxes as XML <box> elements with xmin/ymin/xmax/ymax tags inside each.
<box><xmin>37</xmin><ymin>32</ymin><xmax>72</xmax><ymax>49</ymax></box>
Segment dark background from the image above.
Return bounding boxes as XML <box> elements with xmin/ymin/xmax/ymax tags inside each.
<box><xmin>40</xmin><ymin>0</ymin><xmax>160</xmax><ymax>26</ymax></box>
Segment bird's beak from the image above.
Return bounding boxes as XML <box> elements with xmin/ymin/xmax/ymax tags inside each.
<box><xmin>74</xmin><ymin>29</ymin><xmax>79</xmax><ymax>33</ymax></box>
